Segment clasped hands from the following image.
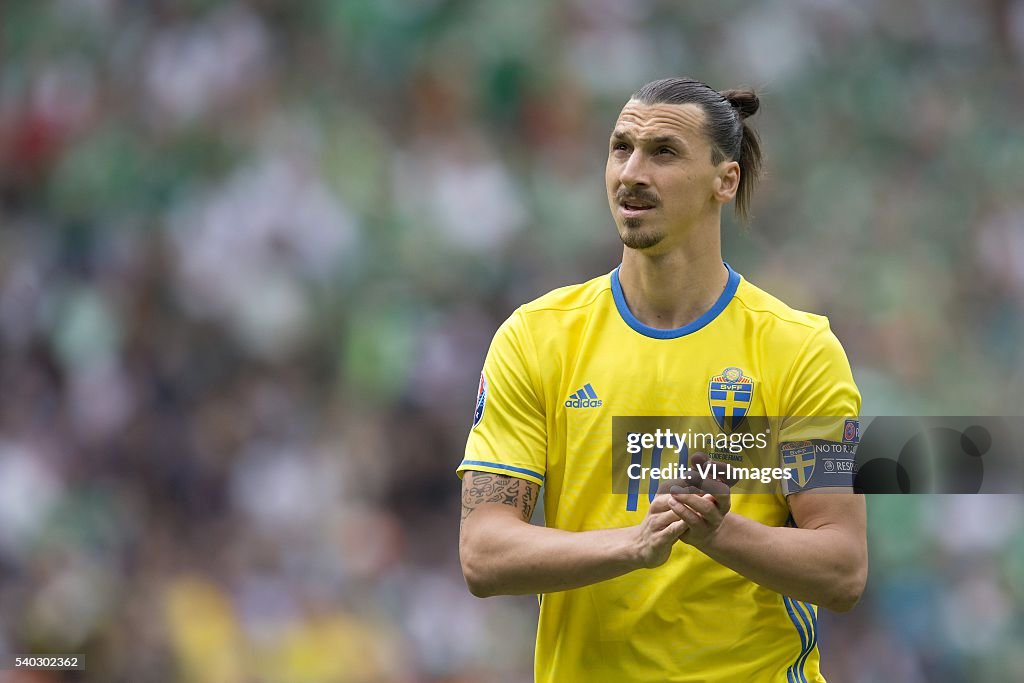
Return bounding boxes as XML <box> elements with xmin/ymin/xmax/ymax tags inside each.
<box><xmin>660</xmin><ymin>456</ymin><xmax>732</xmax><ymax>548</ymax></box>
<box><xmin>636</xmin><ymin>453</ymin><xmax>733</xmax><ymax>568</ymax></box>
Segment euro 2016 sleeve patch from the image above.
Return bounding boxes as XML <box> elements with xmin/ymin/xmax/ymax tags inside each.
<box><xmin>843</xmin><ymin>419</ymin><xmax>860</xmax><ymax>443</ymax></box>
<box><xmin>472</xmin><ymin>371</ymin><xmax>488</xmax><ymax>428</ymax></box>
<box><xmin>781</xmin><ymin>440</ymin><xmax>857</xmax><ymax>494</ymax></box>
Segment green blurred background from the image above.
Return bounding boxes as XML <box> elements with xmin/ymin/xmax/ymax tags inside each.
<box><xmin>1</xmin><ymin>0</ymin><xmax>1023</xmax><ymax>681</ymax></box>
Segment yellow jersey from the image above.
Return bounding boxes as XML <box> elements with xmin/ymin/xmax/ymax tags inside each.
<box><xmin>458</xmin><ymin>264</ymin><xmax>860</xmax><ymax>683</ymax></box>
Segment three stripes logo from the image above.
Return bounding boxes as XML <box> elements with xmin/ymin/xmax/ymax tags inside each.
<box><xmin>565</xmin><ymin>383</ymin><xmax>602</xmax><ymax>408</ymax></box>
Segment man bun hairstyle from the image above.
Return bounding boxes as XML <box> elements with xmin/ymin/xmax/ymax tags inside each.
<box><xmin>632</xmin><ymin>78</ymin><xmax>763</xmax><ymax>222</ymax></box>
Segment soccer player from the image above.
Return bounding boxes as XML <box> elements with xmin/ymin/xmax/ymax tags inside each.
<box><xmin>457</xmin><ymin>77</ymin><xmax>866</xmax><ymax>683</ymax></box>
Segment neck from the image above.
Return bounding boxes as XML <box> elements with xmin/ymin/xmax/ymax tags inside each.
<box><xmin>617</xmin><ymin>226</ymin><xmax>728</xmax><ymax>330</ymax></box>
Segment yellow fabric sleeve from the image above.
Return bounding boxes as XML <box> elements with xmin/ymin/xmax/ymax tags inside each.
<box><xmin>457</xmin><ymin>309</ymin><xmax>547</xmax><ymax>486</ymax></box>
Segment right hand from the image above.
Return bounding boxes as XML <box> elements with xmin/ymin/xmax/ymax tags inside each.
<box><xmin>634</xmin><ymin>492</ymin><xmax>690</xmax><ymax>569</ymax></box>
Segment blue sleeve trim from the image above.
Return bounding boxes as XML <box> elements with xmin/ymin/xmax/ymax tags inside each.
<box><xmin>459</xmin><ymin>460</ymin><xmax>545</xmax><ymax>482</ymax></box>
<box><xmin>610</xmin><ymin>263</ymin><xmax>740</xmax><ymax>339</ymax></box>
<box><xmin>798</xmin><ymin>602</ymin><xmax>818</xmax><ymax>678</ymax></box>
<box><xmin>784</xmin><ymin>596</ymin><xmax>815</xmax><ymax>683</ymax></box>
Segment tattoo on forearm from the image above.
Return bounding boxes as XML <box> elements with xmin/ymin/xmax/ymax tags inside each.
<box><xmin>521</xmin><ymin>479</ymin><xmax>536</xmax><ymax>520</ymax></box>
<box><xmin>461</xmin><ymin>472</ymin><xmax>538</xmax><ymax>527</ymax></box>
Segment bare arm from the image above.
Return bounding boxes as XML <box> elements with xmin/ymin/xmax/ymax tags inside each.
<box><xmin>668</xmin><ymin>484</ymin><xmax>867</xmax><ymax>612</ymax></box>
<box><xmin>459</xmin><ymin>471</ymin><xmax>688</xmax><ymax>597</ymax></box>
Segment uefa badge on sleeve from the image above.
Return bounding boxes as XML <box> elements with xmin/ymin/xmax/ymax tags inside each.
<box><xmin>843</xmin><ymin>419</ymin><xmax>860</xmax><ymax>444</ymax></box>
<box><xmin>472</xmin><ymin>371</ymin><xmax>488</xmax><ymax>429</ymax></box>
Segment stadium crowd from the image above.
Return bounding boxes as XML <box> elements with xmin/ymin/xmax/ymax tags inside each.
<box><xmin>1</xmin><ymin>1</ymin><xmax>1023</xmax><ymax>680</ymax></box>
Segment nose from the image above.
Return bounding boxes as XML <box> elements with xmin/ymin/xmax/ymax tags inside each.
<box><xmin>618</xmin><ymin>149</ymin><xmax>650</xmax><ymax>189</ymax></box>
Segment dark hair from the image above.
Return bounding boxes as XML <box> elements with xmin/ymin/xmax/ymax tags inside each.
<box><xmin>632</xmin><ymin>77</ymin><xmax>763</xmax><ymax>222</ymax></box>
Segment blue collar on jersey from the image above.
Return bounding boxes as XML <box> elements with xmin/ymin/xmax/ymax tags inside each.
<box><xmin>610</xmin><ymin>262</ymin><xmax>741</xmax><ymax>339</ymax></box>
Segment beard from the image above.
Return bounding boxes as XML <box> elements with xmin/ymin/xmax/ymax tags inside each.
<box><xmin>618</xmin><ymin>220</ymin><xmax>664</xmax><ymax>250</ymax></box>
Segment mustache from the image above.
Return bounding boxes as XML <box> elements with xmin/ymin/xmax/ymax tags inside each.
<box><xmin>616</xmin><ymin>189</ymin><xmax>660</xmax><ymax>206</ymax></box>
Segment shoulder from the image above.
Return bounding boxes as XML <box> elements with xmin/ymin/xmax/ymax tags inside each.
<box><xmin>502</xmin><ymin>271</ymin><xmax>612</xmax><ymax>338</ymax></box>
<box><xmin>733</xmin><ymin>274</ymin><xmax>856</xmax><ymax>394</ymax></box>
<box><xmin>732</xmin><ymin>275</ymin><xmax>859</xmax><ymax>413</ymax></box>
<box><xmin>731</xmin><ymin>275</ymin><xmax>836</xmax><ymax>352</ymax></box>
<box><xmin>490</xmin><ymin>271</ymin><xmax>612</xmax><ymax>354</ymax></box>
<box><xmin>518</xmin><ymin>271</ymin><xmax>612</xmax><ymax>317</ymax></box>
<box><xmin>732</xmin><ymin>276</ymin><xmax>828</xmax><ymax>331</ymax></box>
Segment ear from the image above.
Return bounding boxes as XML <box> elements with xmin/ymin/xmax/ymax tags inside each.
<box><xmin>713</xmin><ymin>160</ymin><xmax>741</xmax><ymax>203</ymax></box>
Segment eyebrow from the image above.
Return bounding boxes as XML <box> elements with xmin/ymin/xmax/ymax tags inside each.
<box><xmin>610</xmin><ymin>130</ymin><xmax>686</xmax><ymax>148</ymax></box>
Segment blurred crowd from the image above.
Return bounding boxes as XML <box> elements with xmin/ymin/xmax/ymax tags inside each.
<box><xmin>1</xmin><ymin>0</ymin><xmax>1023</xmax><ymax>681</ymax></box>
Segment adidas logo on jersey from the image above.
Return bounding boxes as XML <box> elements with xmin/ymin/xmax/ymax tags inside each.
<box><xmin>565</xmin><ymin>383</ymin><xmax>602</xmax><ymax>408</ymax></box>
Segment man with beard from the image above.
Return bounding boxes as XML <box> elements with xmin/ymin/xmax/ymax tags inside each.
<box><xmin>458</xmin><ymin>77</ymin><xmax>866</xmax><ymax>683</ymax></box>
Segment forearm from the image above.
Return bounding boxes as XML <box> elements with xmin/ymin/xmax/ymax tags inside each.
<box><xmin>460</xmin><ymin>515</ymin><xmax>643</xmax><ymax>596</ymax></box>
<box><xmin>699</xmin><ymin>513</ymin><xmax>866</xmax><ymax>611</ymax></box>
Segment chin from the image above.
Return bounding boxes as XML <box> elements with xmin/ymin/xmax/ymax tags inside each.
<box><xmin>619</xmin><ymin>226</ymin><xmax>664</xmax><ymax>250</ymax></box>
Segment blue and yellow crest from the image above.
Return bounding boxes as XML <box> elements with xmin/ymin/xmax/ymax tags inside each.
<box><xmin>708</xmin><ymin>366</ymin><xmax>754</xmax><ymax>432</ymax></box>
<box><xmin>781</xmin><ymin>441</ymin><xmax>816</xmax><ymax>487</ymax></box>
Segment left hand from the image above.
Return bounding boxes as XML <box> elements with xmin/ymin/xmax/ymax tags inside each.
<box><xmin>663</xmin><ymin>453</ymin><xmax>732</xmax><ymax>549</ymax></box>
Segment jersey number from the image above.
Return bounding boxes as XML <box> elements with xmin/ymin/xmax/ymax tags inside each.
<box><xmin>625</xmin><ymin>436</ymin><xmax>688</xmax><ymax>512</ymax></box>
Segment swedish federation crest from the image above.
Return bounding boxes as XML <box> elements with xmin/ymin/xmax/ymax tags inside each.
<box><xmin>708</xmin><ymin>366</ymin><xmax>755</xmax><ymax>432</ymax></box>
<box><xmin>781</xmin><ymin>441</ymin><xmax>816</xmax><ymax>487</ymax></box>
